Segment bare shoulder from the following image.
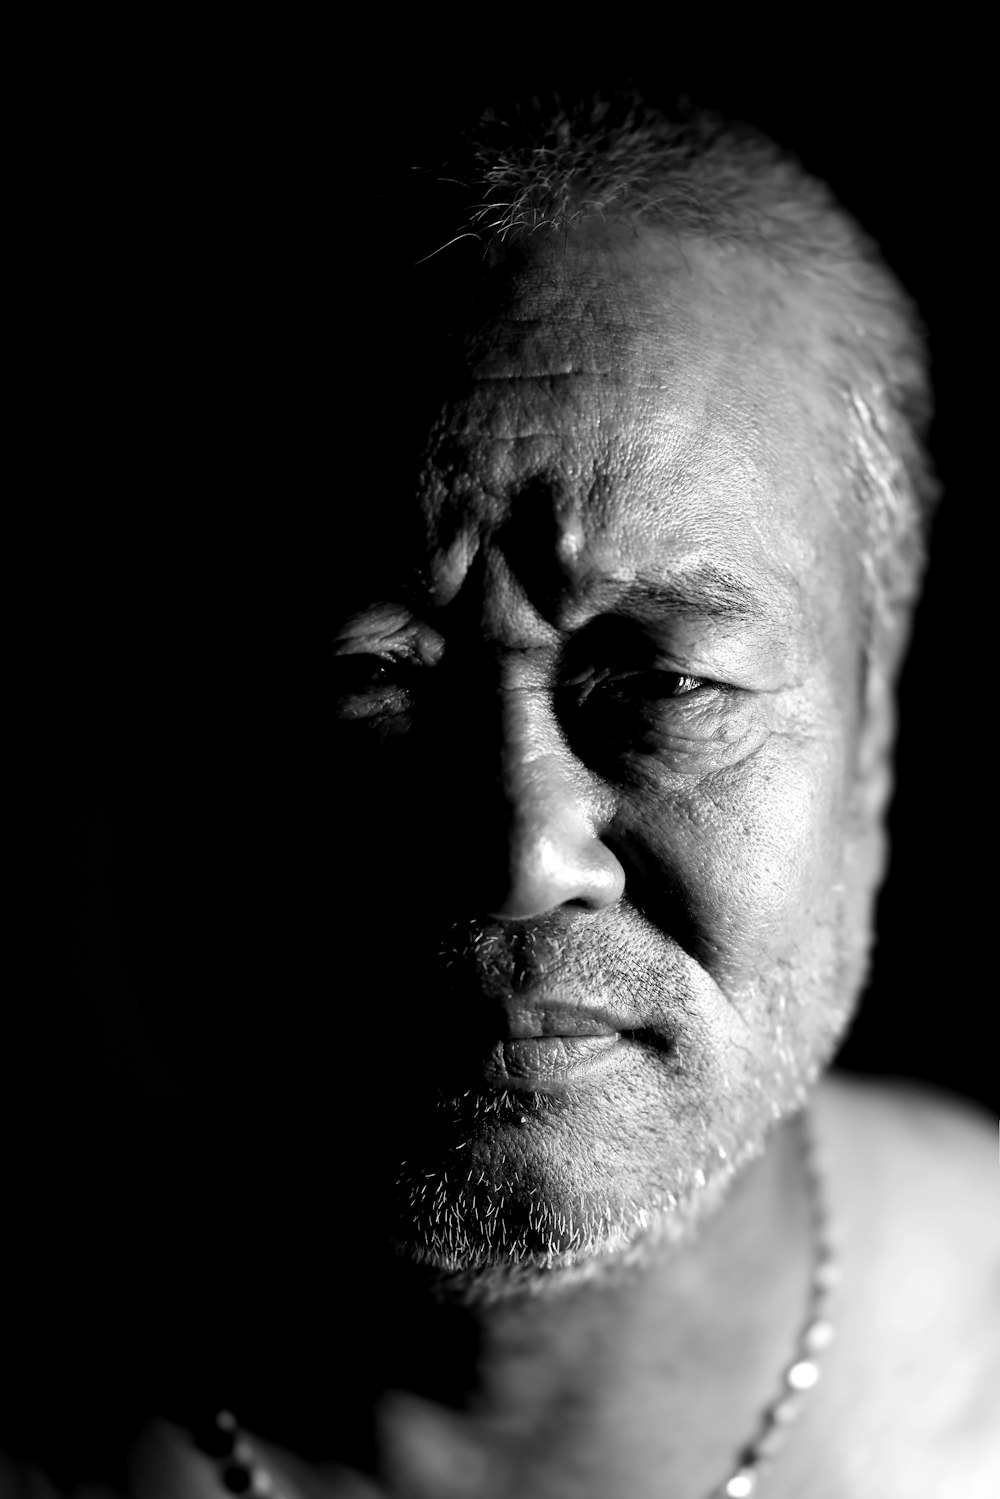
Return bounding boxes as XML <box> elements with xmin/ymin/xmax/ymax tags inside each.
<box><xmin>816</xmin><ymin>1069</ymin><xmax>999</xmax><ymax>1307</ymax></box>
<box><xmin>817</xmin><ymin>1070</ymin><xmax>999</xmax><ymax>1241</ymax></box>
<box><xmin>811</xmin><ymin>1073</ymin><xmax>1000</xmax><ymax>1495</ymax></box>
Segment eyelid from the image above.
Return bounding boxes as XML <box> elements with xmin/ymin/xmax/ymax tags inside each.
<box><xmin>331</xmin><ymin>655</ymin><xmax>415</xmax><ymax>726</ymax></box>
<box><xmin>331</xmin><ymin>628</ymin><xmax>443</xmax><ymax>667</ymax></box>
<box><xmin>565</xmin><ymin>661</ymin><xmax>718</xmax><ymax>692</ymax></box>
<box><xmin>332</xmin><ymin>638</ymin><xmax>412</xmax><ymax>660</ymax></box>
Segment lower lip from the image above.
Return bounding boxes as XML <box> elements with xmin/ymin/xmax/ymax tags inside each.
<box><xmin>483</xmin><ymin>1034</ymin><xmax>624</xmax><ymax>1089</ymax></box>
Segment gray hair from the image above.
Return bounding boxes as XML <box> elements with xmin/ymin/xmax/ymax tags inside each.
<box><xmin>413</xmin><ymin>92</ymin><xmax>941</xmax><ymax>671</ymax></box>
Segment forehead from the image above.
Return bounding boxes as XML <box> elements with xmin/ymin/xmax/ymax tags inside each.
<box><xmin>411</xmin><ymin>226</ymin><xmax>855</xmax><ymax>632</ymax></box>
<box><xmin>344</xmin><ymin>225</ymin><xmax>863</xmax><ymax>679</ymax></box>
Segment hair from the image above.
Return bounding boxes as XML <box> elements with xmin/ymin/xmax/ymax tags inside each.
<box><xmin>407</xmin><ymin>90</ymin><xmax>941</xmax><ymax>673</ymax></box>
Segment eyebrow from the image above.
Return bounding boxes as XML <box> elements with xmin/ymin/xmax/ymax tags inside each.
<box><xmin>581</xmin><ymin>565</ymin><xmax>777</xmax><ymax>628</ymax></box>
<box><xmin>386</xmin><ymin>560</ymin><xmax>782</xmax><ymax>642</ymax></box>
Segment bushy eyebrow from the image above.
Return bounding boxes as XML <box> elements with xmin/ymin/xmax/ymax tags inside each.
<box><xmin>582</xmin><ymin>565</ymin><xmax>776</xmax><ymax>628</ymax></box>
<box><xmin>377</xmin><ymin>561</ymin><xmax>780</xmax><ymax>644</ymax></box>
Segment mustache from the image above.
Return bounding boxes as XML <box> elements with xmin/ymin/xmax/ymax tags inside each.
<box><xmin>434</xmin><ymin>920</ymin><xmax>570</xmax><ymax>989</ymax></box>
<box><xmin>335</xmin><ymin>905</ymin><xmax>709</xmax><ymax>1131</ymax></box>
<box><xmin>419</xmin><ymin>906</ymin><xmax>698</xmax><ymax>1018</ymax></box>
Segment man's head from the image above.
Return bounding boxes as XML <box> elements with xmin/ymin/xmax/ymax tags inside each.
<box><xmin>326</xmin><ymin>94</ymin><xmax>937</xmax><ymax>1300</ymax></box>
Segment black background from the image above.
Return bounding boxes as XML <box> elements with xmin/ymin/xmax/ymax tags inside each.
<box><xmin>10</xmin><ymin>26</ymin><xmax>991</xmax><ymax>1114</ymax></box>
<box><xmin>3</xmin><ymin>21</ymin><xmax>992</xmax><ymax>1490</ymax></box>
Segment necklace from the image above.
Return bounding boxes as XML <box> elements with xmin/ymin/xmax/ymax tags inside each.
<box><xmin>708</xmin><ymin>1102</ymin><xmax>839</xmax><ymax>1497</ymax></box>
<box><xmin>189</xmin><ymin>1105</ymin><xmax>838</xmax><ymax>1498</ymax></box>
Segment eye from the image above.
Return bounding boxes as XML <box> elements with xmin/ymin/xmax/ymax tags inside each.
<box><xmin>571</xmin><ymin>665</ymin><xmax>709</xmax><ymax>706</ymax></box>
<box><xmin>330</xmin><ymin>652</ymin><xmax>415</xmax><ymax>719</ymax></box>
<box><xmin>332</xmin><ymin>654</ymin><xmax>397</xmax><ymax>690</ymax></box>
<box><xmin>608</xmin><ymin>668</ymin><xmax>704</xmax><ymax>701</ymax></box>
<box><xmin>559</xmin><ymin>662</ymin><xmax>738</xmax><ymax>767</ymax></box>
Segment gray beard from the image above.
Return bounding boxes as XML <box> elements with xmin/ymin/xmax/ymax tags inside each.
<box><xmin>391</xmin><ymin>1147</ymin><xmax>748</xmax><ymax>1307</ymax></box>
<box><xmin>381</xmin><ymin>887</ymin><xmax>860</xmax><ymax>1306</ymax></box>
<box><xmin>385</xmin><ymin>1063</ymin><xmax>820</xmax><ymax>1307</ymax></box>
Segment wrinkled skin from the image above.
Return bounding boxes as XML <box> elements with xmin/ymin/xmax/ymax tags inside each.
<box><xmin>13</xmin><ymin>218</ymin><xmax>999</xmax><ymax>1499</ymax></box>
<box><xmin>327</xmin><ymin>220</ymin><xmax>893</xmax><ymax>1294</ymax></box>
<box><xmin>33</xmin><ymin>219</ymin><xmax>1000</xmax><ymax>1499</ymax></box>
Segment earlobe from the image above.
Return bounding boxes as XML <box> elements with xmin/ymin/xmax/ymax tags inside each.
<box><xmin>858</xmin><ymin>679</ymin><xmax>896</xmax><ymax>824</ymax></box>
<box><xmin>848</xmin><ymin>656</ymin><xmax>899</xmax><ymax>901</ymax></box>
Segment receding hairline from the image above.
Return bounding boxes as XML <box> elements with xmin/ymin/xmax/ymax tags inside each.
<box><xmin>389</xmin><ymin>91</ymin><xmax>940</xmax><ymax>676</ymax></box>
<box><xmin>412</xmin><ymin>95</ymin><xmax>883</xmax><ymax>272</ymax></box>
<box><xmin>456</xmin><ymin>215</ymin><xmax>884</xmax><ymax>384</ymax></box>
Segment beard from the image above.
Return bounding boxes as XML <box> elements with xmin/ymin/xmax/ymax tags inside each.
<box><xmin>377</xmin><ymin>893</ymin><xmax>861</xmax><ymax>1305</ymax></box>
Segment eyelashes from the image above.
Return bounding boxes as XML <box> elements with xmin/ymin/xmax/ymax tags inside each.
<box><xmin>329</xmin><ymin>653</ymin><xmax>419</xmax><ymax>720</ymax></box>
<box><xmin>330</xmin><ymin>652</ymin><xmax>730</xmax><ymax>733</ymax></box>
<box><xmin>568</xmin><ymin>666</ymin><xmax>709</xmax><ymax>706</ymax></box>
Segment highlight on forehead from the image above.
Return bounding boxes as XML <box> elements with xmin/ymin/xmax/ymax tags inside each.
<box><xmin>410</xmin><ymin>326</ymin><xmax>822</xmax><ymax>635</ymax></box>
<box><xmin>579</xmin><ymin>566</ymin><xmax>775</xmax><ymax>628</ymax></box>
<box><xmin>411</xmin><ymin>466</ymin><xmax>791</xmax><ymax>633</ymax></box>
<box><xmin>397</xmin><ymin>90</ymin><xmax>939</xmax><ymax>664</ymax></box>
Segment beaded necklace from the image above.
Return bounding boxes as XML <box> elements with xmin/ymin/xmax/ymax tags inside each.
<box><xmin>189</xmin><ymin>1107</ymin><xmax>838</xmax><ymax>1499</ymax></box>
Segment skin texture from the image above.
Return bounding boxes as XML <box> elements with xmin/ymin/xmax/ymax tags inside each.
<box><xmin>328</xmin><ymin>220</ymin><xmax>891</xmax><ymax>1293</ymax></box>
<box><xmin>18</xmin><ymin>1074</ymin><xmax>999</xmax><ymax>1499</ymax></box>
<box><xmin>11</xmin><ymin>220</ymin><xmax>999</xmax><ymax>1499</ymax></box>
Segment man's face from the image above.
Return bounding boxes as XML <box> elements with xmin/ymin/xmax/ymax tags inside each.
<box><xmin>330</xmin><ymin>223</ymin><xmax>886</xmax><ymax>1291</ymax></box>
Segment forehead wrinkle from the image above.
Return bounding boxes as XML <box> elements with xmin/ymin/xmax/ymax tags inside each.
<box><xmin>426</xmin><ymin>525</ymin><xmax>484</xmax><ymax>605</ymax></box>
<box><xmin>467</xmin><ymin>372</ymin><xmax>672</xmax><ymax>389</ymax></box>
<box><xmin>412</xmin><ymin>241</ymin><xmax>845</xmax><ymax>652</ymax></box>
<box><xmin>569</xmin><ymin>567</ymin><xmax>782</xmax><ymax>630</ymax></box>
<box><xmin>417</xmin><ymin>422</ymin><xmax>708</xmax><ymax>626</ymax></box>
<box><xmin>425</xmin><ymin>540</ymin><xmax>565</xmax><ymax>656</ymax></box>
<box><xmin>461</xmin><ymin>238</ymin><xmax>697</xmax><ymax>379</ymax></box>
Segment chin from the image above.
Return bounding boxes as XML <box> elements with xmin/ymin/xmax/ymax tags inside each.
<box><xmin>381</xmin><ymin>924</ymin><xmax>865</xmax><ymax>1303</ymax></box>
<box><xmin>384</xmin><ymin>1071</ymin><xmax>794</xmax><ymax>1305</ymax></box>
<box><xmin>390</xmin><ymin>1167</ymin><xmax>745</xmax><ymax>1307</ymax></box>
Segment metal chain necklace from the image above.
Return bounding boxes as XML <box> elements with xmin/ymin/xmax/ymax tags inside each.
<box><xmin>189</xmin><ymin>1106</ymin><xmax>838</xmax><ymax>1499</ymax></box>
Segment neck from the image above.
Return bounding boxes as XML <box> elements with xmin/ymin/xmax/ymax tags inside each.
<box><xmin>367</xmin><ymin>1111</ymin><xmax>815</xmax><ymax>1492</ymax></box>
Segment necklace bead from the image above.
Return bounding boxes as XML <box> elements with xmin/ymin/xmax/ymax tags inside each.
<box><xmin>786</xmin><ymin>1359</ymin><xmax>820</xmax><ymax>1392</ymax></box>
<box><xmin>803</xmin><ymin>1317</ymin><xmax>835</xmax><ymax>1353</ymax></box>
<box><xmin>724</xmin><ymin>1471</ymin><xmax>758</xmax><ymax>1497</ymax></box>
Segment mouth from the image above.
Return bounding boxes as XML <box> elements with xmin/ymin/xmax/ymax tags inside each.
<box><xmin>477</xmin><ymin>1002</ymin><xmax>665</xmax><ymax>1090</ymax></box>
<box><xmin>481</xmin><ymin>1033</ymin><xmax>630</xmax><ymax>1089</ymax></box>
<box><xmin>502</xmin><ymin>998</ymin><xmax>647</xmax><ymax>1037</ymax></box>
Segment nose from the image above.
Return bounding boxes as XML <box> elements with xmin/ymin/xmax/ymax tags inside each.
<box><xmin>484</xmin><ymin>686</ymin><xmax>625</xmax><ymax>921</ymax></box>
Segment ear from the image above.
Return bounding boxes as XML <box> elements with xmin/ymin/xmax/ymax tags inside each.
<box><xmin>833</xmin><ymin>646</ymin><xmax>899</xmax><ymax>1004</ymax></box>
<box><xmin>856</xmin><ymin>659</ymin><xmax>897</xmax><ymax>829</ymax></box>
<box><xmin>850</xmin><ymin>607</ymin><xmax>912</xmax><ymax>892</ymax></box>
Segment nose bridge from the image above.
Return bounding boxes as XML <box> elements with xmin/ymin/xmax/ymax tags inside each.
<box><xmin>498</xmin><ymin>672</ymin><xmax>577</xmax><ymax>822</ymax></box>
<box><xmin>498</xmin><ymin>657</ymin><xmax>552</xmax><ymax>763</ymax></box>
<box><xmin>486</xmin><ymin>661</ymin><xmax>624</xmax><ymax>920</ymax></box>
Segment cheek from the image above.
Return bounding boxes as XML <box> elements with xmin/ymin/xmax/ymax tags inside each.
<box><xmin>615</xmin><ymin>737</ymin><xmax>852</xmax><ymax>984</ymax></box>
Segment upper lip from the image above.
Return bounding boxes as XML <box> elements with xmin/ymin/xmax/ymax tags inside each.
<box><xmin>502</xmin><ymin>1002</ymin><xmax>645</xmax><ymax>1039</ymax></box>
